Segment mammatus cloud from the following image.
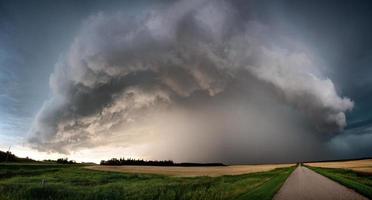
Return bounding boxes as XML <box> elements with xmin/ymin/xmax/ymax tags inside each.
<box><xmin>29</xmin><ymin>0</ymin><xmax>353</xmax><ymax>161</ymax></box>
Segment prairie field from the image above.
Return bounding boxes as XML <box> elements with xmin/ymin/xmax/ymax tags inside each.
<box><xmin>86</xmin><ymin>164</ymin><xmax>295</xmax><ymax>177</ymax></box>
<box><xmin>0</xmin><ymin>163</ymin><xmax>295</xmax><ymax>200</ymax></box>
<box><xmin>306</xmin><ymin>159</ymin><xmax>372</xmax><ymax>174</ymax></box>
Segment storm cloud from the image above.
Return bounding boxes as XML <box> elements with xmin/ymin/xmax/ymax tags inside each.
<box><xmin>28</xmin><ymin>0</ymin><xmax>353</xmax><ymax>162</ymax></box>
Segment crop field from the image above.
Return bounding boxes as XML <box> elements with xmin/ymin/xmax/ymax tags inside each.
<box><xmin>306</xmin><ymin>159</ymin><xmax>372</xmax><ymax>174</ymax></box>
<box><xmin>87</xmin><ymin>164</ymin><xmax>294</xmax><ymax>177</ymax></box>
<box><xmin>0</xmin><ymin>164</ymin><xmax>294</xmax><ymax>200</ymax></box>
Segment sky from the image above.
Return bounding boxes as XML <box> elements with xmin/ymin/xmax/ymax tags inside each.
<box><xmin>0</xmin><ymin>0</ymin><xmax>371</xmax><ymax>164</ymax></box>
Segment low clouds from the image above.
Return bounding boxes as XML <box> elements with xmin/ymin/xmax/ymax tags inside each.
<box><xmin>29</xmin><ymin>0</ymin><xmax>353</xmax><ymax>162</ymax></box>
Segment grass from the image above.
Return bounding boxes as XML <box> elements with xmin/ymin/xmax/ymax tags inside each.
<box><xmin>0</xmin><ymin>164</ymin><xmax>294</xmax><ymax>200</ymax></box>
<box><xmin>308</xmin><ymin>166</ymin><xmax>372</xmax><ymax>199</ymax></box>
<box><xmin>0</xmin><ymin>164</ymin><xmax>69</xmax><ymax>179</ymax></box>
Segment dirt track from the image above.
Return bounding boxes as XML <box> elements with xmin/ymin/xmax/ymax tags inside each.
<box><xmin>273</xmin><ymin>166</ymin><xmax>368</xmax><ymax>200</ymax></box>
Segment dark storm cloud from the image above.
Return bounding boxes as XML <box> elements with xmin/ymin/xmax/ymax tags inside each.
<box><xmin>263</xmin><ymin>0</ymin><xmax>372</xmax><ymax>160</ymax></box>
<box><xmin>28</xmin><ymin>0</ymin><xmax>354</xmax><ymax>162</ymax></box>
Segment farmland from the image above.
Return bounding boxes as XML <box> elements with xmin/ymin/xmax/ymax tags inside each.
<box><xmin>0</xmin><ymin>163</ymin><xmax>294</xmax><ymax>200</ymax></box>
<box><xmin>306</xmin><ymin>159</ymin><xmax>372</xmax><ymax>174</ymax></box>
<box><xmin>87</xmin><ymin>164</ymin><xmax>294</xmax><ymax>177</ymax></box>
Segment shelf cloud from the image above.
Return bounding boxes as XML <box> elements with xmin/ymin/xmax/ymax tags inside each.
<box><xmin>28</xmin><ymin>0</ymin><xmax>353</xmax><ymax>162</ymax></box>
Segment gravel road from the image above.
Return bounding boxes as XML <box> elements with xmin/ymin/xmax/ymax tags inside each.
<box><xmin>273</xmin><ymin>165</ymin><xmax>368</xmax><ymax>200</ymax></box>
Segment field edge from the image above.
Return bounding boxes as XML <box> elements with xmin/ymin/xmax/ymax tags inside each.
<box><xmin>306</xmin><ymin>166</ymin><xmax>372</xmax><ymax>199</ymax></box>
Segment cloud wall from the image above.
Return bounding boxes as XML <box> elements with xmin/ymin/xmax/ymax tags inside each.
<box><xmin>29</xmin><ymin>0</ymin><xmax>353</xmax><ymax>162</ymax></box>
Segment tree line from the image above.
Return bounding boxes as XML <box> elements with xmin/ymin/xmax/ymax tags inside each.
<box><xmin>100</xmin><ymin>158</ymin><xmax>225</xmax><ymax>166</ymax></box>
<box><xmin>100</xmin><ymin>158</ymin><xmax>174</xmax><ymax>166</ymax></box>
<box><xmin>0</xmin><ymin>150</ymin><xmax>35</xmax><ymax>163</ymax></box>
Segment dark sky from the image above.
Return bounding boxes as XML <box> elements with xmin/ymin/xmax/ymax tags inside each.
<box><xmin>0</xmin><ymin>0</ymin><xmax>371</xmax><ymax>163</ymax></box>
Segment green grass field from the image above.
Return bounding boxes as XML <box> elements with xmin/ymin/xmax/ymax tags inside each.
<box><xmin>308</xmin><ymin>166</ymin><xmax>372</xmax><ymax>199</ymax></box>
<box><xmin>0</xmin><ymin>164</ymin><xmax>294</xmax><ymax>200</ymax></box>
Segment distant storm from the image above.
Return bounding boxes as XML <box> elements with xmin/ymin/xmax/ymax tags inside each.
<box><xmin>1</xmin><ymin>0</ymin><xmax>372</xmax><ymax>163</ymax></box>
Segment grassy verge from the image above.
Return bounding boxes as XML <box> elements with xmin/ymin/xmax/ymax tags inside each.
<box><xmin>0</xmin><ymin>164</ymin><xmax>294</xmax><ymax>200</ymax></box>
<box><xmin>235</xmin><ymin>166</ymin><xmax>294</xmax><ymax>200</ymax></box>
<box><xmin>307</xmin><ymin>166</ymin><xmax>372</xmax><ymax>199</ymax></box>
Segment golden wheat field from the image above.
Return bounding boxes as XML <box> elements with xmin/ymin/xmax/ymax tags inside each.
<box><xmin>86</xmin><ymin>163</ymin><xmax>294</xmax><ymax>177</ymax></box>
<box><xmin>306</xmin><ymin>159</ymin><xmax>372</xmax><ymax>174</ymax></box>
